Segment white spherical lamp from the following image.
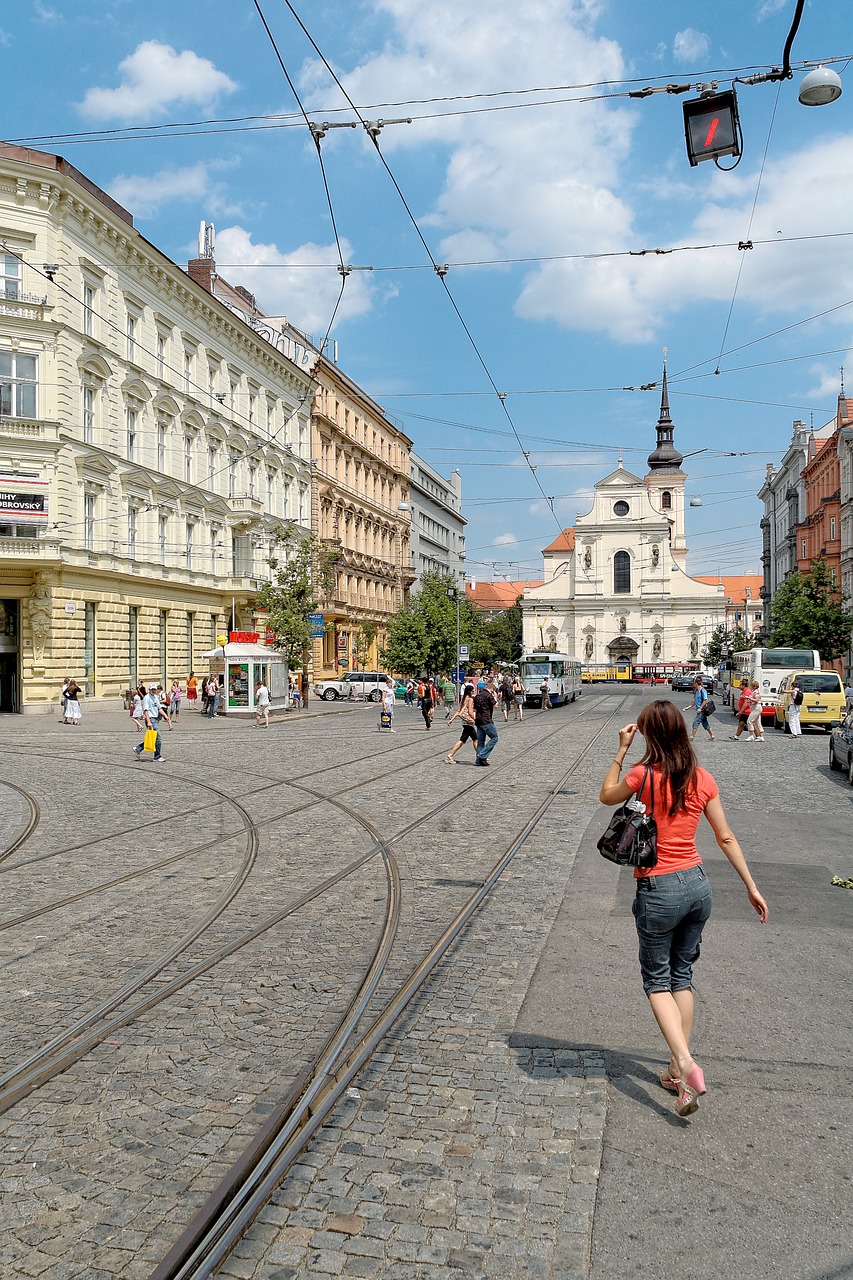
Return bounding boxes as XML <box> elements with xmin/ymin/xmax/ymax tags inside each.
<box><xmin>798</xmin><ymin>66</ymin><xmax>843</xmax><ymax>107</ymax></box>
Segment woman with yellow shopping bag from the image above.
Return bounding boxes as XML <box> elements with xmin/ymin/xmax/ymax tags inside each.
<box><xmin>133</xmin><ymin>685</ymin><xmax>163</xmax><ymax>761</ymax></box>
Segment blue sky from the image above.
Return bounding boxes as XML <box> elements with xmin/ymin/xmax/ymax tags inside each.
<box><xmin>3</xmin><ymin>1</ymin><xmax>852</xmax><ymax>583</ymax></box>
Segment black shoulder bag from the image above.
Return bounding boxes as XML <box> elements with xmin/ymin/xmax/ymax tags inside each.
<box><xmin>597</xmin><ymin>765</ymin><xmax>658</xmax><ymax>869</ymax></box>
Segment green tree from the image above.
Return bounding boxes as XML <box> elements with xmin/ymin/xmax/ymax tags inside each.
<box><xmin>254</xmin><ymin>527</ymin><xmax>338</xmax><ymax>669</ymax></box>
<box><xmin>768</xmin><ymin>556</ymin><xmax>853</xmax><ymax>660</ymax></box>
<box><xmin>701</xmin><ymin>624</ymin><xmax>754</xmax><ymax>667</ymax></box>
<box><xmin>380</xmin><ymin>570</ymin><xmax>484</xmax><ymax>675</ymax></box>
<box><xmin>481</xmin><ymin>596</ymin><xmax>524</xmax><ymax>666</ymax></box>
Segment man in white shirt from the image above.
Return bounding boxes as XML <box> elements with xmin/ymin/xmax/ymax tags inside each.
<box><xmin>255</xmin><ymin>679</ymin><xmax>271</xmax><ymax>728</ymax></box>
<box><xmin>133</xmin><ymin>685</ymin><xmax>163</xmax><ymax>761</ymax></box>
<box><xmin>378</xmin><ymin>677</ymin><xmax>396</xmax><ymax>732</ymax></box>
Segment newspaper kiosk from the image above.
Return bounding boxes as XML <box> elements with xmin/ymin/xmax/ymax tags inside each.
<box><xmin>202</xmin><ymin>633</ymin><xmax>289</xmax><ymax>716</ymax></box>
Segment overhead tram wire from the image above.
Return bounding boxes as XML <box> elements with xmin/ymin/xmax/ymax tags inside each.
<box><xmin>9</xmin><ymin>52</ymin><xmax>850</xmax><ymax>150</ymax></box>
<box><xmin>273</xmin><ymin>0</ymin><xmax>564</xmax><ymax>535</ymax></box>
<box><xmin>712</xmin><ymin>81</ymin><xmax>783</xmax><ymax>374</ymax></box>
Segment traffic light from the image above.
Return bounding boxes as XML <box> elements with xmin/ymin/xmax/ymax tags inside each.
<box><xmin>683</xmin><ymin>90</ymin><xmax>741</xmax><ymax>166</ymax></box>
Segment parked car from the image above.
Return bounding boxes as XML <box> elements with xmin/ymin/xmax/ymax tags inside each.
<box><xmin>670</xmin><ymin>674</ymin><xmax>695</xmax><ymax>692</ymax></box>
<box><xmin>313</xmin><ymin>671</ymin><xmax>390</xmax><ymax>702</ymax></box>
<box><xmin>829</xmin><ymin>710</ymin><xmax>853</xmax><ymax>784</ymax></box>
<box><xmin>774</xmin><ymin>671</ymin><xmax>845</xmax><ymax>733</ymax></box>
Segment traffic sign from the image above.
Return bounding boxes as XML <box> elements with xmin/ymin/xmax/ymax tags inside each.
<box><xmin>683</xmin><ymin>90</ymin><xmax>741</xmax><ymax>166</ymax></box>
<box><xmin>458</xmin><ymin>644</ymin><xmax>470</xmax><ymax>660</ymax></box>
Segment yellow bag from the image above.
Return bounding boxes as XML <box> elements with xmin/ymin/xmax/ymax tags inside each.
<box><xmin>143</xmin><ymin>728</ymin><xmax>158</xmax><ymax>753</ymax></box>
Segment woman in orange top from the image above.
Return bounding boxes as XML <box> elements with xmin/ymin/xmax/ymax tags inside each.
<box><xmin>600</xmin><ymin>701</ymin><xmax>768</xmax><ymax>1117</ymax></box>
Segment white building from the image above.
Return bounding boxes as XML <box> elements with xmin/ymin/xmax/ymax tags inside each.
<box><xmin>522</xmin><ymin>373</ymin><xmax>726</xmax><ymax>663</ymax></box>
<box><xmin>0</xmin><ymin>145</ymin><xmax>312</xmax><ymax>712</ymax></box>
<box><xmin>408</xmin><ymin>452</ymin><xmax>466</xmax><ymax>591</ymax></box>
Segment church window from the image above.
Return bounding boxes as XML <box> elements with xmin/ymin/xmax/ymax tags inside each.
<box><xmin>613</xmin><ymin>500</ymin><xmax>629</xmax><ymax>517</ymax></box>
<box><xmin>614</xmin><ymin>551</ymin><xmax>631</xmax><ymax>594</ymax></box>
<box><xmin>661</xmin><ymin>490</ymin><xmax>672</xmax><ymax>509</ymax></box>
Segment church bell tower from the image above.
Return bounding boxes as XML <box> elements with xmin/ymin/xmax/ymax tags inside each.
<box><xmin>645</xmin><ymin>365</ymin><xmax>687</xmax><ymax>563</ymax></box>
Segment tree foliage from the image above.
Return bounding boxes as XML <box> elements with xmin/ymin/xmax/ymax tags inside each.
<box><xmin>701</xmin><ymin>624</ymin><xmax>754</xmax><ymax>667</ymax></box>
<box><xmin>476</xmin><ymin>597</ymin><xmax>524</xmax><ymax>668</ymax></box>
<box><xmin>768</xmin><ymin>556</ymin><xmax>853</xmax><ymax>661</ymax></box>
<box><xmin>254</xmin><ymin>527</ymin><xmax>339</xmax><ymax>669</ymax></box>
<box><xmin>380</xmin><ymin>570</ymin><xmax>488</xmax><ymax>675</ymax></box>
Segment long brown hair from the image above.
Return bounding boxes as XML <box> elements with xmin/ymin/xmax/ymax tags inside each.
<box><xmin>636</xmin><ymin>700</ymin><xmax>698</xmax><ymax>815</ymax></box>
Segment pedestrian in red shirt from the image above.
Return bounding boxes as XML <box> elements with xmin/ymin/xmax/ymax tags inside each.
<box><xmin>599</xmin><ymin>700</ymin><xmax>768</xmax><ymax>1118</ymax></box>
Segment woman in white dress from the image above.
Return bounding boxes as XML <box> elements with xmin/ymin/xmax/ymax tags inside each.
<box><xmin>64</xmin><ymin>679</ymin><xmax>82</xmax><ymax>725</ymax></box>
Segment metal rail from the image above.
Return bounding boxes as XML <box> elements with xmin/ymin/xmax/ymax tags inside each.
<box><xmin>0</xmin><ymin>780</ymin><xmax>40</xmax><ymax>863</ymax></box>
<box><xmin>149</xmin><ymin>700</ymin><xmax>625</xmax><ymax>1279</ymax></box>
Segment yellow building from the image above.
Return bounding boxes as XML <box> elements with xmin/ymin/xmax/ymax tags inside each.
<box><xmin>312</xmin><ymin>361</ymin><xmax>415</xmax><ymax>679</ymax></box>
<box><xmin>0</xmin><ymin>144</ymin><xmax>313</xmax><ymax>712</ymax></box>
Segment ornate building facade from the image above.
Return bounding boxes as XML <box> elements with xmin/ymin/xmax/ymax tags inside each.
<box><xmin>311</xmin><ymin>362</ymin><xmax>415</xmax><ymax>679</ymax></box>
<box><xmin>0</xmin><ymin>145</ymin><xmax>312</xmax><ymax>712</ymax></box>
<box><xmin>522</xmin><ymin>374</ymin><xmax>726</xmax><ymax>662</ymax></box>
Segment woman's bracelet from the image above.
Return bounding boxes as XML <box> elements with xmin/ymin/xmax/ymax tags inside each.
<box><xmin>612</xmin><ymin>757</ymin><xmax>625</xmax><ymax>768</ymax></box>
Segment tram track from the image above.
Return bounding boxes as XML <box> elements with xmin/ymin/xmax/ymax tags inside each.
<box><xmin>0</xmin><ymin>695</ymin><xmax>620</xmax><ymax>1124</ymax></box>
<box><xmin>148</xmin><ymin>698</ymin><xmax>627</xmax><ymax>1280</ymax></box>
<box><xmin>0</xmin><ymin>779</ymin><xmax>40</xmax><ymax>863</ymax></box>
<box><xmin>0</xmin><ymin>694</ymin><xmax>607</xmax><ymax>921</ymax></box>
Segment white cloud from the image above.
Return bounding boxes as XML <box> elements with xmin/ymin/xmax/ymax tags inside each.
<box><xmin>297</xmin><ymin>2</ymin><xmax>853</xmax><ymax>346</ymax></box>
<box><xmin>757</xmin><ymin>0</ymin><xmax>788</xmax><ymax>18</ymax></box>
<box><xmin>212</xmin><ymin>226</ymin><xmax>375</xmax><ymax>338</ymax></box>
<box><xmin>493</xmin><ymin>532</ymin><xmax>519</xmax><ymax>546</ymax></box>
<box><xmin>672</xmin><ymin>28</ymin><xmax>710</xmax><ymax>63</ymax></box>
<box><xmin>0</xmin><ymin>28</ymin><xmax>12</xmax><ymax>45</ymax></box>
<box><xmin>108</xmin><ymin>161</ymin><xmax>242</xmax><ymax>220</ymax></box>
<box><xmin>34</xmin><ymin>2</ymin><xmax>64</xmax><ymax>23</ymax></box>
<box><xmin>79</xmin><ymin>41</ymin><xmax>236</xmax><ymax>122</ymax></box>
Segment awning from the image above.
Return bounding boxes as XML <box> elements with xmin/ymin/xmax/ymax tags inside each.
<box><xmin>201</xmin><ymin>642</ymin><xmax>285</xmax><ymax>661</ymax></box>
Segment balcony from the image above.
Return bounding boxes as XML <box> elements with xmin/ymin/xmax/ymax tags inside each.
<box><xmin>0</xmin><ymin>293</ymin><xmax>49</xmax><ymax>321</ymax></box>
<box><xmin>0</xmin><ymin>417</ymin><xmax>60</xmax><ymax>445</ymax></box>
<box><xmin>227</xmin><ymin>495</ymin><xmax>265</xmax><ymax>518</ymax></box>
<box><xmin>0</xmin><ymin>535</ymin><xmax>63</xmax><ymax>562</ymax></box>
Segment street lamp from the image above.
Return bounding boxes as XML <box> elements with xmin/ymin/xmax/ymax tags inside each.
<box><xmin>447</xmin><ymin>585</ymin><xmax>461</xmax><ymax>693</ymax></box>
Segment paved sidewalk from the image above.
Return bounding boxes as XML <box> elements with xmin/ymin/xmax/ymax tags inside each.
<box><xmin>515</xmin><ymin>722</ymin><xmax>853</xmax><ymax>1280</ymax></box>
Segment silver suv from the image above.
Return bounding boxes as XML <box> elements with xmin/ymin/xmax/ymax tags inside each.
<box><xmin>313</xmin><ymin>671</ymin><xmax>389</xmax><ymax>702</ymax></box>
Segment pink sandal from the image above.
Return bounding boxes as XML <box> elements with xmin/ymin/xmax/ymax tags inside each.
<box><xmin>675</xmin><ymin>1065</ymin><xmax>706</xmax><ymax>1117</ymax></box>
<box><xmin>659</xmin><ymin>1071</ymin><xmax>681</xmax><ymax>1093</ymax></box>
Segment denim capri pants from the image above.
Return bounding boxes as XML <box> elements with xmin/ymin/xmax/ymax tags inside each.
<box><xmin>692</xmin><ymin>710</ymin><xmax>710</xmax><ymax>732</ymax></box>
<box><xmin>632</xmin><ymin>865</ymin><xmax>712</xmax><ymax>996</ymax></box>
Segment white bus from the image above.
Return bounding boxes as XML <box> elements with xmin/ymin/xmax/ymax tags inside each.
<box><xmin>723</xmin><ymin>647</ymin><xmax>821</xmax><ymax>719</ymax></box>
<box><xmin>519</xmin><ymin>651</ymin><xmax>583</xmax><ymax>707</ymax></box>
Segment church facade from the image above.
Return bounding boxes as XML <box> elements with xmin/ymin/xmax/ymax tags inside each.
<box><xmin>522</xmin><ymin>374</ymin><xmax>726</xmax><ymax>664</ymax></box>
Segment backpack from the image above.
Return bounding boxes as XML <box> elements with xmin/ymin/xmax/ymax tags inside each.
<box><xmin>792</xmin><ymin>686</ymin><xmax>804</xmax><ymax>706</ymax></box>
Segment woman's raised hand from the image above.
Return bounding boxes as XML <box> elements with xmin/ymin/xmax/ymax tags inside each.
<box><xmin>618</xmin><ymin>723</ymin><xmax>638</xmax><ymax>750</ymax></box>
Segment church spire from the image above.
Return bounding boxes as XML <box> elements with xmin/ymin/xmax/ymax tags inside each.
<box><xmin>646</xmin><ymin>364</ymin><xmax>684</xmax><ymax>473</ymax></box>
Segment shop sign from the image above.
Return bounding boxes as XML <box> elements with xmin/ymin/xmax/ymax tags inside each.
<box><xmin>264</xmin><ymin>626</ymin><xmax>278</xmax><ymax>646</ymax></box>
<box><xmin>308</xmin><ymin>612</ymin><xmax>325</xmax><ymax>638</ymax></box>
<box><xmin>337</xmin><ymin>634</ymin><xmax>348</xmax><ymax>650</ymax></box>
<box><xmin>0</xmin><ymin>476</ymin><xmax>48</xmax><ymax>524</ymax></box>
<box><xmin>229</xmin><ymin>631</ymin><xmax>260</xmax><ymax>643</ymax></box>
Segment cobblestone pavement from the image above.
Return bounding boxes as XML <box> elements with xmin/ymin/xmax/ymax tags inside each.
<box><xmin>0</xmin><ymin>692</ymin><xmax>847</xmax><ymax>1279</ymax></box>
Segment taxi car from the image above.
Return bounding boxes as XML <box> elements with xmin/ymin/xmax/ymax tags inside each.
<box><xmin>829</xmin><ymin>709</ymin><xmax>853</xmax><ymax>784</ymax></box>
<box><xmin>774</xmin><ymin>671</ymin><xmax>846</xmax><ymax>733</ymax></box>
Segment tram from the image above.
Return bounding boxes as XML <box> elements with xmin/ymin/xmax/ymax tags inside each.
<box><xmin>581</xmin><ymin>662</ymin><xmax>633</xmax><ymax>683</ymax></box>
<box><xmin>633</xmin><ymin>662</ymin><xmax>700</xmax><ymax>684</ymax></box>
<box><xmin>519</xmin><ymin>650</ymin><xmax>583</xmax><ymax>707</ymax></box>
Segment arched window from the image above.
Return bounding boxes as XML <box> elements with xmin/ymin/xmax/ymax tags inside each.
<box><xmin>661</xmin><ymin>490</ymin><xmax>672</xmax><ymax>509</ymax></box>
<box><xmin>614</xmin><ymin>550</ymin><xmax>631</xmax><ymax>594</ymax></box>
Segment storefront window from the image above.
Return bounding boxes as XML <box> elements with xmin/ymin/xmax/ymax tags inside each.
<box><xmin>228</xmin><ymin>662</ymin><xmax>250</xmax><ymax>707</ymax></box>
